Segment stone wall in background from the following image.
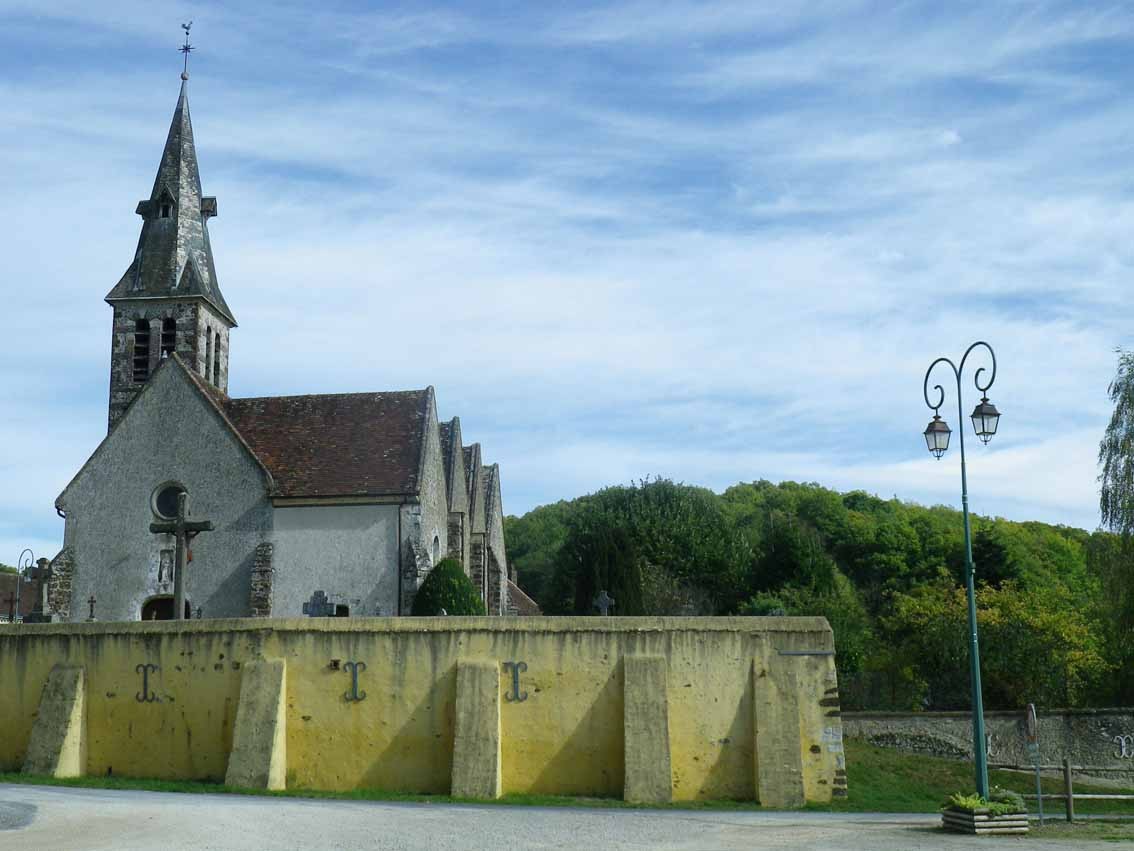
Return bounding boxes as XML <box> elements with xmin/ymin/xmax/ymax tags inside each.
<box><xmin>844</xmin><ymin>709</ymin><xmax>1134</xmax><ymax>777</ymax></box>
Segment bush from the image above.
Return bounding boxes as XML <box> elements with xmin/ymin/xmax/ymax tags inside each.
<box><xmin>411</xmin><ymin>557</ymin><xmax>486</xmax><ymax>616</ymax></box>
<box><xmin>942</xmin><ymin>788</ymin><xmax>1025</xmax><ymax>816</ymax></box>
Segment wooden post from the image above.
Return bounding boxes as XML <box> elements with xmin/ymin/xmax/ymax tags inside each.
<box><xmin>1063</xmin><ymin>757</ymin><xmax>1074</xmax><ymax>823</ymax></box>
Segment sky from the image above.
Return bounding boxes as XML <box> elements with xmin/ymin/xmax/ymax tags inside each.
<box><xmin>1</xmin><ymin>1</ymin><xmax>1132</xmax><ymax>564</ymax></box>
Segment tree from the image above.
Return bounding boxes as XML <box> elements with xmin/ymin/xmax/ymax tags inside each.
<box><xmin>411</xmin><ymin>558</ymin><xmax>486</xmax><ymax>616</ymax></box>
<box><xmin>1100</xmin><ymin>349</ymin><xmax>1134</xmax><ymax>537</ymax></box>
<box><xmin>1097</xmin><ymin>349</ymin><xmax>1134</xmax><ymax>701</ymax></box>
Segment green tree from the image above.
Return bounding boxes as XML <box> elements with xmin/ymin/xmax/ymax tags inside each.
<box><xmin>558</xmin><ymin>519</ymin><xmax>644</xmax><ymax>615</ymax></box>
<box><xmin>411</xmin><ymin>558</ymin><xmax>486</xmax><ymax>616</ymax></box>
<box><xmin>1100</xmin><ymin>349</ymin><xmax>1134</xmax><ymax>537</ymax></box>
<box><xmin>504</xmin><ymin>501</ymin><xmax>572</xmax><ymax>608</ymax></box>
<box><xmin>1098</xmin><ymin>348</ymin><xmax>1134</xmax><ymax>701</ymax></box>
<box><xmin>885</xmin><ymin>578</ymin><xmax>1108</xmax><ymax>709</ymax></box>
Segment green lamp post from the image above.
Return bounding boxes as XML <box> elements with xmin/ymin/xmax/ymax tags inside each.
<box><xmin>922</xmin><ymin>341</ymin><xmax>1001</xmax><ymax>799</ymax></box>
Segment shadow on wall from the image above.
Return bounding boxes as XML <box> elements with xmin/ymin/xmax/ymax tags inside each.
<box><xmin>363</xmin><ymin>654</ymin><xmax>456</xmax><ymax>794</ymax></box>
<box><xmin>526</xmin><ymin>662</ymin><xmax>624</xmax><ymax>797</ymax></box>
<box><xmin>688</xmin><ymin>691</ymin><xmax>755</xmax><ymax>801</ymax></box>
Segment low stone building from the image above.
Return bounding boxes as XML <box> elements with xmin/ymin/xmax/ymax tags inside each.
<box><xmin>47</xmin><ymin>70</ymin><xmax>528</xmax><ymax>622</ymax></box>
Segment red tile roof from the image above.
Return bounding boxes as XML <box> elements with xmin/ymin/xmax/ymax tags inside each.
<box><xmin>222</xmin><ymin>389</ymin><xmax>431</xmax><ymax>498</ymax></box>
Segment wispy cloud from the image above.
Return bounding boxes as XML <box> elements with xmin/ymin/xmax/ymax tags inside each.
<box><xmin>1</xmin><ymin>1</ymin><xmax>1132</xmax><ymax>562</ymax></box>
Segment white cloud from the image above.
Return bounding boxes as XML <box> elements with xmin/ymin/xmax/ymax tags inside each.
<box><xmin>2</xmin><ymin>1</ymin><xmax>1132</xmax><ymax>561</ymax></box>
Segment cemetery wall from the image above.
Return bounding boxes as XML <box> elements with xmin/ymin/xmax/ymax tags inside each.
<box><xmin>0</xmin><ymin>617</ymin><xmax>844</xmax><ymax>804</ymax></box>
<box><xmin>844</xmin><ymin>709</ymin><xmax>1134</xmax><ymax>774</ymax></box>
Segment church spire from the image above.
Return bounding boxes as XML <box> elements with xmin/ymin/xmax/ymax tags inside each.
<box><xmin>105</xmin><ymin>35</ymin><xmax>235</xmax><ymax>326</ymax></box>
<box><xmin>105</xmin><ymin>30</ymin><xmax>236</xmax><ymax>430</ymax></box>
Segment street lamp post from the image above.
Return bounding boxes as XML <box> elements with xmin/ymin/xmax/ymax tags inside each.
<box><xmin>922</xmin><ymin>341</ymin><xmax>1001</xmax><ymax>800</ymax></box>
<box><xmin>14</xmin><ymin>548</ymin><xmax>35</xmax><ymax>624</ymax></box>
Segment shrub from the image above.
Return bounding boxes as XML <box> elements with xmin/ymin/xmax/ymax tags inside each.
<box><xmin>411</xmin><ymin>557</ymin><xmax>486</xmax><ymax>616</ymax></box>
<box><xmin>942</xmin><ymin>788</ymin><xmax>1025</xmax><ymax>816</ymax></box>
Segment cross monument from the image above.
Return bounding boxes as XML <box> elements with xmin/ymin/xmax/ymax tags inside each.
<box><xmin>149</xmin><ymin>492</ymin><xmax>214</xmax><ymax>620</ymax></box>
<box><xmin>593</xmin><ymin>589</ymin><xmax>616</xmax><ymax>616</ymax></box>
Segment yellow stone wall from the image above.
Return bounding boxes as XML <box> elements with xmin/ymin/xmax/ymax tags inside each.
<box><xmin>0</xmin><ymin>617</ymin><xmax>844</xmax><ymax>802</ymax></box>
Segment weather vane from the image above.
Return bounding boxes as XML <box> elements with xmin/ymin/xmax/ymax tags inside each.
<box><xmin>180</xmin><ymin>22</ymin><xmax>194</xmax><ymax>80</ymax></box>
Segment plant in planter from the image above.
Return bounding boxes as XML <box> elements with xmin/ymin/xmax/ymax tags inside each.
<box><xmin>941</xmin><ymin>787</ymin><xmax>1029</xmax><ymax>835</ymax></box>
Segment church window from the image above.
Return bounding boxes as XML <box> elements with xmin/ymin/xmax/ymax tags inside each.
<box><xmin>213</xmin><ymin>332</ymin><xmax>221</xmax><ymax>385</ymax></box>
<box><xmin>132</xmin><ymin>319</ymin><xmax>150</xmax><ymax>382</ymax></box>
<box><xmin>433</xmin><ymin>535</ymin><xmax>440</xmax><ymax>563</ymax></box>
<box><xmin>152</xmin><ymin>481</ymin><xmax>188</xmax><ymax>520</ymax></box>
<box><xmin>205</xmin><ymin>329</ymin><xmax>213</xmax><ymax>378</ymax></box>
<box><xmin>160</xmin><ymin>202</ymin><xmax>172</xmax><ymax>219</ymax></box>
<box><xmin>160</xmin><ymin>318</ymin><xmax>176</xmax><ymax>358</ymax></box>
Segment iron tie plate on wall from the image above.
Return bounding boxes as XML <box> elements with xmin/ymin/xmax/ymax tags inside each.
<box><xmin>503</xmin><ymin>661</ymin><xmax>528</xmax><ymax>702</ymax></box>
<box><xmin>343</xmin><ymin>661</ymin><xmax>367</xmax><ymax>702</ymax></box>
<box><xmin>135</xmin><ymin>663</ymin><xmax>159</xmax><ymax>703</ymax></box>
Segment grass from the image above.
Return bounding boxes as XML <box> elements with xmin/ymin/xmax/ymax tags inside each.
<box><xmin>4</xmin><ymin>739</ymin><xmax>1133</xmax><ymax>822</ymax></box>
<box><xmin>821</xmin><ymin>740</ymin><xmax>1134</xmax><ymax>817</ymax></box>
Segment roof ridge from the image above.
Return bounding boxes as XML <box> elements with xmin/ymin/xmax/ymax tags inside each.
<box><xmin>228</xmin><ymin>388</ymin><xmax>429</xmax><ymax>404</ymax></box>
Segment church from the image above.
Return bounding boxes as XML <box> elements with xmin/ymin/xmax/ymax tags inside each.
<box><xmin>44</xmin><ymin>69</ymin><xmax>538</xmax><ymax>623</ymax></box>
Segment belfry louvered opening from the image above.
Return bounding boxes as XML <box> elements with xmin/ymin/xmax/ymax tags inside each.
<box><xmin>132</xmin><ymin>319</ymin><xmax>151</xmax><ymax>382</ymax></box>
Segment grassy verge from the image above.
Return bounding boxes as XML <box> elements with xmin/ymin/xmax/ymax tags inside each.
<box><xmin>818</xmin><ymin>740</ymin><xmax>1134</xmax><ymax>816</ymax></box>
<box><xmin>3</xmin><ymin>739</ymin><xmax>1133</xmax><ymax>819</ymax></box>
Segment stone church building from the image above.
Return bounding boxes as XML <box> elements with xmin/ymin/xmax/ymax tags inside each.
<box><xmin>46</xmin><ymin>75</ymin><xmax>538</xmax><ymax>622</ymax></box>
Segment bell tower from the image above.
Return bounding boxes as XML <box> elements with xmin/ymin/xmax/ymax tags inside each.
<box><xmin>105</xmin><ymin>35</ymin><xmax>236</xmax><ymax>430</ymax></box>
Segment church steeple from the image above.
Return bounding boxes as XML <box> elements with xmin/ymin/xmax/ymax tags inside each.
<box><xmin>105</xmin><ymin>79</ymin><xmax>234</xmax><ymax>324</ymax></box>
<box><xmin>105</xmin><ymin>42</ymin><xmax>236</xmax><ymax>430</ymax></box>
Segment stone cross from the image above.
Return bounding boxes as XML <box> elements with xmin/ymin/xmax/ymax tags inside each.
<box><xmin>302</xmin><ymin>590</ymin><xmax>335</xmax><ymax>617</ymax></box>
<box><xmin>149</xmin><ymin>492</ymin><xmax>214</xmax><ymax>620</ymax></box>
<box><xmin>593</xmin><ymin>590</ymin><xmax>615</xmax><ymax>616</ymax></box>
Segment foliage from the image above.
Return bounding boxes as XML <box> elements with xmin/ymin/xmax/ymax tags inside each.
<box><xmin>411</xmin><ymin>558</ymin><xmax>485</xmax><ymax>616</ymax></box>
<box><xmin>884</xmin><ymin>578</ymin><xmax>1109</xmax><ymax>709</ymax></box>
<box><xmin>506</xmin><ymin>477</ymin><xmax>1130</xmax><ymax>708</ymax></box>
<box><xmin>1100</xmin><ymin>348</ymin><xmax>1134</xmax><ymax>538</ymax></box>
<box><xmin>0</xmin><ymin>563</ymin><xmax>15</xmax><ymax>575</ymax></box>
<box><xmin>942</xmin><ymin>788</ymin><xmax>1025</xmax><ymax>816</ymax></box>
<box><xmin>545</xmin><ymin>479</ymin><xmax>747</xmax><ymax>615</ymax></box>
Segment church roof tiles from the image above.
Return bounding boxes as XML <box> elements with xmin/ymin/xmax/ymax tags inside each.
<box><xmin>222</xmin><ymin>389</ymin><xmax>432</xmax><ymax>498</ymax></box>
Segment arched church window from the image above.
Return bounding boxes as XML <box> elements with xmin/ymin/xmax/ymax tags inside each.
<box><xmin>132</xmin><ymin>319</ymin><xmax>150</xmax><ymax>382</ymax></box>
<box><xmin>433</xmin><ymin>535</ymin><xmax>440</xmax><ymax>563</ymax></box>
<box><xmin>213</xmin><ymin>332</ymin><xmax>221</xmax><ymax>385</ymax></box>
<box><xmin>205</xmin><ymin>328</ymin><xmax>213</xmax><ymax>378</ymax></box>
<box><xmin>161</xmin><ymin>318</ymin><xmax>176</xmax><ymax>358</ymax></box>
<box><xmin>152</xmin><ymin>481</ymin><xmax>187</xmax><ymax>520</ymax></box>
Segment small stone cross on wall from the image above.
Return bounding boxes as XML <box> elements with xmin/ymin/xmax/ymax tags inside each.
<box><xmin>593</xmin><ymin>590</ymin><xmax>615</xmax><ymax>616</ymax></box>
<box><xmin>303</xmin><ymin>590</ymin><xmax>335</xmax><ymax>617</ymax></box>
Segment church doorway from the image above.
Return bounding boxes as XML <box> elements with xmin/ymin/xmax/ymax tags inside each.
<box><xmin>141</xmin><ymin>596</ymin><xmax>191</xmax><ymax>620</ymax></box>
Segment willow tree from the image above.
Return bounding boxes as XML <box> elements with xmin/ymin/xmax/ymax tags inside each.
<box><xmin>1098</xmin><ymin>348</ymin><xmax>1134</xmax><ymax>701</ymax></box>
<box><xmin>1100</xmin><ymin>349</ymin><xmax>1134</xmax><ymax>536</ymax></box>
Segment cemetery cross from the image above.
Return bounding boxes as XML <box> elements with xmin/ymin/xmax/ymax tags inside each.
<box><xmin>149</xmin><ymin>492</ymin><xmax>214</xmax><ymax>620</ymax></box>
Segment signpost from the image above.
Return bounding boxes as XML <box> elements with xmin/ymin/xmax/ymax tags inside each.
<box><xmin>1025</xmin><ymin>703</ymin><xmax>1043</xmax><ymax>824</ymax></box>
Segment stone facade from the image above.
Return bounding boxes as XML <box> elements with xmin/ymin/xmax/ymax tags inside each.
<box><xmin>248</xmin><ymin>542</ymin><xmax>274</xmax><ymax>618</ymax></box>
<box><xmin>46</xmin><ymin>548</ymin><xmax>75</xmax><ymax>622</ymax></box>
<box><xmin>59</xmin><ymin>362</ymin><xmax>274</xmax><ymax>621</ymax></box>
<box><xmin>843</xmin><ymin>709</ymin><xmax>1134</xmax><ymax>778</ymax></box>
<box><xmin>108</xmin><ymin>302</ymin><xmax>231</xmax><ymax>429</ymax></box>
<box><xmin>47</xmin><ymin>75</ymin><xmax>532</xmax><ymax>622</ymax></box>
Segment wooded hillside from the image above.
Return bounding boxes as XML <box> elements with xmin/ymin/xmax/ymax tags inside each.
<box><xmin>505</xmin><ymin>479</ymin><xmax>1132</xmax><ymax>710</ymax></box>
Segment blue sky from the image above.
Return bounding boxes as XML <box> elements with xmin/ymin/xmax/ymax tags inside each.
<box><xmin>2</xmin><ymin>1</ymin><xmax>1132</xmax><ymax>563</ymax></box>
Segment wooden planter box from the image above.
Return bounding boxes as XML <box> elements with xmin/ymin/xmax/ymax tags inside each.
<box><xmin>941</xmin><ymin>808</ymin><xmax>1029</xmax><ymax>835</ymax></box>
